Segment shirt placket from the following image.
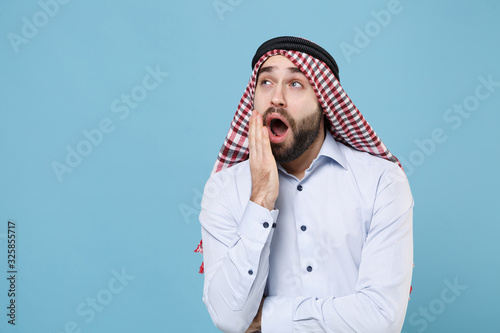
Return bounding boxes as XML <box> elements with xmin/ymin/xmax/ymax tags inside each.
<box><xmin>293</xmin><ymin>178</ymin><xmax>317</xmax><ymax>285</ymax></box>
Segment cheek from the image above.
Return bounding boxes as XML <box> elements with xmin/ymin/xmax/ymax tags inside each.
<box><xmin>253</xmin><ymin>109</ymin><xmax>265</xmax><ymax>117</ymax></box>
<box><xmin>251</xmin><ymin>103</ymin><xmax>265</xmax><ymax>115</ymax></box>
<box><xmin>252</xmin><ymin>94</ymin><xmax>265</xmax><ymax>114</ymax></box>
<box><xmin>297</xmin><ymin>94</ymin><xmax>320</xmax><ymax>113</ymax></box>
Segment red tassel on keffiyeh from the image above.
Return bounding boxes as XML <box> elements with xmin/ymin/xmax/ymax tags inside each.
<box><xmin>199</xmin><ymin>262</ymin><xmax>204</xmax><ymax>274</ymax></box>
<box><xmin>194</xmin><ymin>240</ymin><xmax>204</xmax><ymax>274</ymax></box>
<box><xmin>194</xmin><ymin>239</ymin><xmax>203</xmax><ymax>254</ymax></box>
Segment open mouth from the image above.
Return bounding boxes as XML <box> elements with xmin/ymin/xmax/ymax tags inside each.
<box><xmin>265</xmin><ymin>112</ymin><xmax>289</xmax><ymax>143</ymax></box>
<box><xmin>270</xmin><ymin>119</ymin><xmax>288</xmax><ymax>136</ymax></box>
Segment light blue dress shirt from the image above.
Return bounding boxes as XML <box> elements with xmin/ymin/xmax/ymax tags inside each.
<box><xmin>200</xmin><ymin>134</ymin><xmax>414</xmax><ymax>333</ymax></box>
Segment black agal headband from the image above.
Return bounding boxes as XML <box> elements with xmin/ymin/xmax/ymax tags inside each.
<box><xmin>251</xmin><ymin>36</ymin><xmax>340</xmax><ymax>81</ymax></box>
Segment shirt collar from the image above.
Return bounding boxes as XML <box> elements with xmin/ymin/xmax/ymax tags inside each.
<box><xmin>315</xmin><ymin>133</ymin><xmax>348</xmax><ymax>170</ymax></box>
<box><xmin>277</xmin><ymin>133</ymin><xmax>348</xmax><ymax>176</ymax></box>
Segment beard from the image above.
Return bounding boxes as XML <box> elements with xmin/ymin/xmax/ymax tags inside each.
<box><xmin>263</xmin><ymin>105</ymin><xmax>323</xmax><ymax>163</ymax></box>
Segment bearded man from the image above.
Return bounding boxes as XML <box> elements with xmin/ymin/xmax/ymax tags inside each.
<box><xmin>198</xmin><ymin>36</ymin><xmax>413</xmax><ymax>333</ymax></box>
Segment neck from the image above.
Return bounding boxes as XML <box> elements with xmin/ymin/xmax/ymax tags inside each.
<box><xmin>280</xmin><ymin>124</ymin><xmax>326</xmax><ymax>180</ymax></box>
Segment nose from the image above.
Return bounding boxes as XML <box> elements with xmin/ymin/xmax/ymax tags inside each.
<box><xmin>271</xmin><ymin>85</ymin><xmax>286</xmax><ymax>108</ymax></box>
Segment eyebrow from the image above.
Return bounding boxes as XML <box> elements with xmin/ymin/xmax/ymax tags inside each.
<box><xmin>258</xmin><ymin>66</ymin><xmax>303</xmax><ymax>74</ymax></box>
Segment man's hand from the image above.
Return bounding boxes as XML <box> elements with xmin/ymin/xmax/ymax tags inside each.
<box><xmin>245</xmin><ymin>296</ymin><xmax>266</xmax><ymax>333</ymax></box>
<box><xmin>248</xmin><ymin>112</ymin><xmax>279</xmax><ymax>211</ymax></box>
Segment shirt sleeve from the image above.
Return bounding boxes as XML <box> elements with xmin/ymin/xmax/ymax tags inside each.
<box><xmin>262</xmin><ymin>167</ymin><xmax>414</xmax><ymax>333</ymax></box>
<box><xmin>200</xmin><ymin>172</ymin><xmax>279</xmax><ymax>333</ymax></box>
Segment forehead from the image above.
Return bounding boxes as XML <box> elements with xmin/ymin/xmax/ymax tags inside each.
<box><xmin>258</xmin><ymin>55</ymin><xmax>302</xmax><ymax>73</ymax></box>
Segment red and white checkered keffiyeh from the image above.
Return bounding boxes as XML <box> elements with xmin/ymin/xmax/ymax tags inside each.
<box><xmin>215</xmin><ymin>49</ymin><xmax>401</xmax><ymax>173</ymax></box>
<box><xmin>196</xmin><ymin>49</ymin><xmax>402</xmax><ymax>273</ymax></box>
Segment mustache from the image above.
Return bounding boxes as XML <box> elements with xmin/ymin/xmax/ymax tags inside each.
<box><xmin>262</xmin><ymin>107</ymin><xmax>294</xmax><ymax>127</ymax></box>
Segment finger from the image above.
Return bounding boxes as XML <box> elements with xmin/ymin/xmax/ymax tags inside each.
<box><xmin>250</xmin><ymin>112</ymin><xmax>263</xmax><ymax>159</ymax></box>
<box><xmin>248</xmin><ymin>114</ymin><xmax>256</xmax><ymax>157</ymax></box>
<box><xmin>261</xmin><ymin>124</ymin><xmax>270</xmax><ymax>146</ymax></box>
<box><xmin>255</xmin><ymin>112</ymin><xmax>266</xmax><ymax>159</ymax></box>
<box><xmin>261</xmin><ymin>126</ymin><xmax>274</xmax><ymax>162</ymax></box>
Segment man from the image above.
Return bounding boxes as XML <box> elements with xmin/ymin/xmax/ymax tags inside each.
<box><xmin>198</xmin><ymin>36</ymin><xmax>413</xmax><ymax>332</ymax></box>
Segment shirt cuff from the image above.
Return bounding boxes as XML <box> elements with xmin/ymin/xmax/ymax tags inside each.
<box><xmin>261</xmin><ymin>296</ymin><xmax>293</xmax><ymax>333</ymax></box>
<box><xmin>237</xmin><ymin>201</ymin><xmax>279</xmax><ymax>244</ymax></box>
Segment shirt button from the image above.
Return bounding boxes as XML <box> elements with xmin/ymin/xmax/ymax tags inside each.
<box><xmin>297</xmin><ymin>185</ymin><xmax>303</xmax><ymax>191</ymax></box>
<box><xmin>263</xmin><ymin>222</ymin><xmax>269</xmax><ymax>228</ymax></box>
<box><xmin>307</xmin><ymin>266</ymin><xmax>313</xmax><ymax>272</ymax></box>
<box><xmin>301</xmin><ymin>225</ymin><xmax>307</xmax><ymax>231</ymax></box>
<box><xmin>272</xmin><ymin>223</ymin><xmax>277</xmax><ymax>228</ymax></box>
<box><xmin>248</xmin><ymin>269</ymin><xmax>253</xmax><ymax>275</ymax></box>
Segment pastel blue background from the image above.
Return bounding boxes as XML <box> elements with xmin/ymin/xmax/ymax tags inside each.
<box><xmin>1</xmin><ymin>0</ymin><xmax>498</xmax><ymax>332</ymax></box>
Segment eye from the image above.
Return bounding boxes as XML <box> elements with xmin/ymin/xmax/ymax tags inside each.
<box><xmin>260</xmin><ymin>79</ymin><xmax>272</xmax><ymax>85</ymax></box>
<box><xmin>290</xmin><ymin>81</ymin><xmax>303</xmax><ymax>88</ymax></box>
